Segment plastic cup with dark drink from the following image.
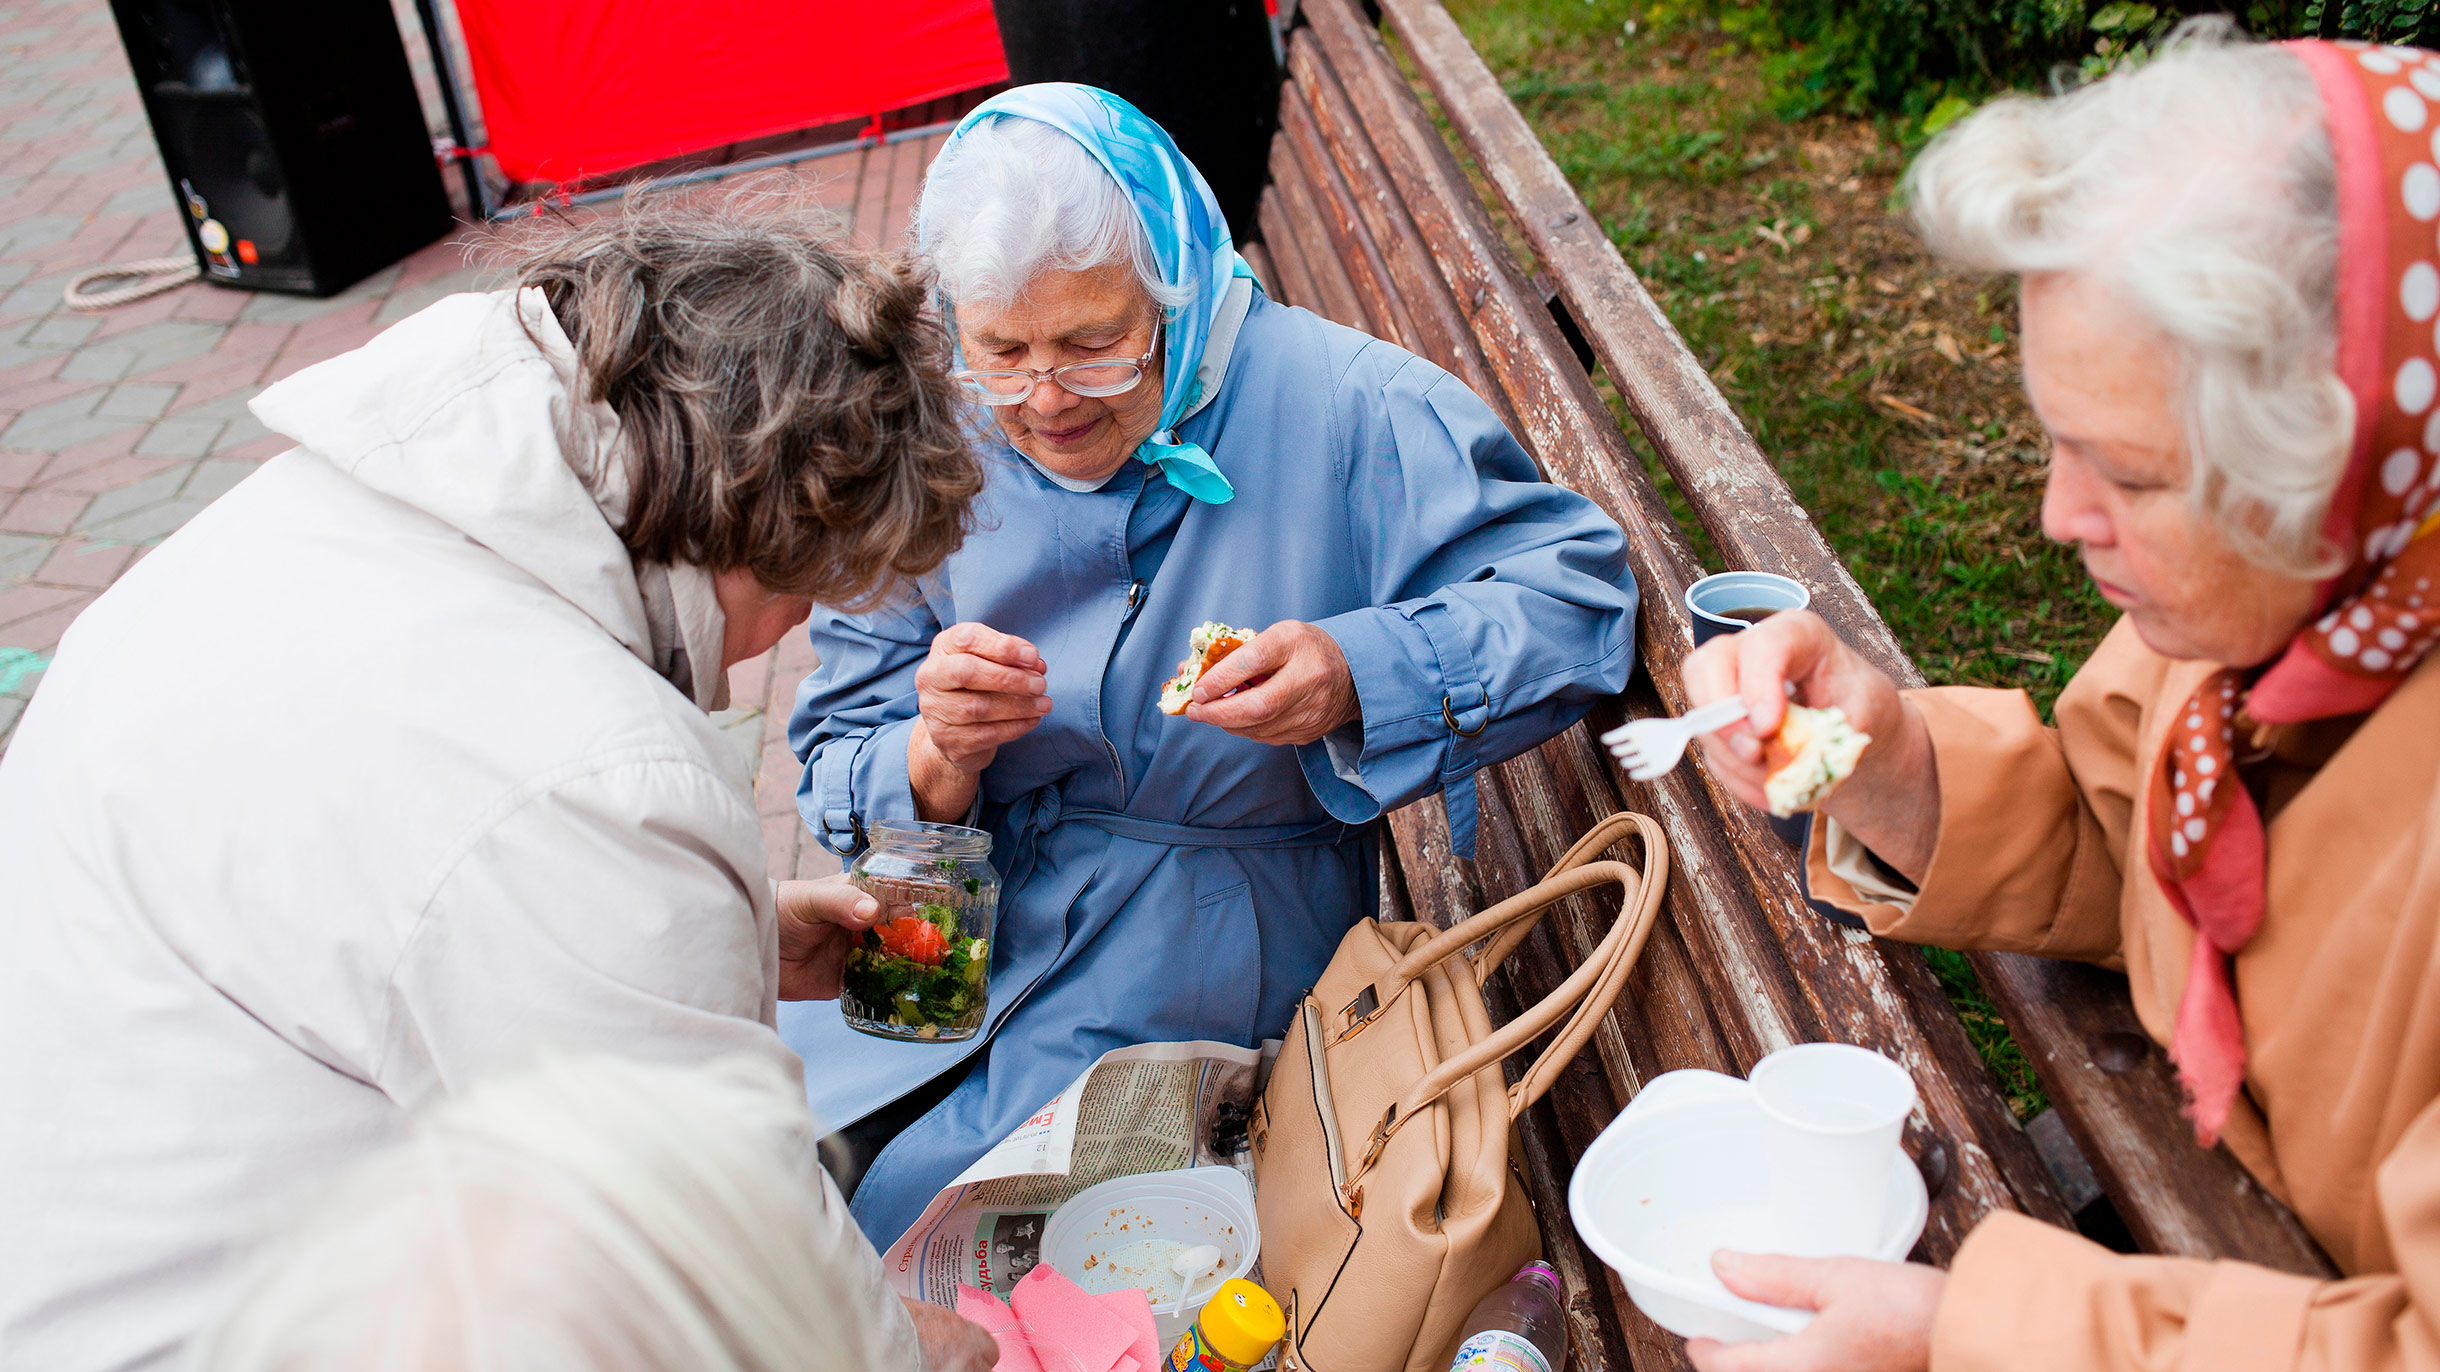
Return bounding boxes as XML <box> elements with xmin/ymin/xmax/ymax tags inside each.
<box><xmin>1683</xmin><ymin>570</ymin><xmax>1816</xmax><ymax>851</ymax></box>
<box><xmin>1686</xmin><ymin>570</ymin><xmax>1811</xmax><ymax>648</ymax></box>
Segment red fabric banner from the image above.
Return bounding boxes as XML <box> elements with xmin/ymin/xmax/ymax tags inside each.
<box><xmin>454</xmin><ymin>0</ymin><xmax>1008</xmax><ymax>184</ymax></box>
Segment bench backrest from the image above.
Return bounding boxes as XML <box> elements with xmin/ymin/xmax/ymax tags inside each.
<box><xmin>1251</xmin><ymin>1</ymin><xmax>2333</xmax><ymax>1364</ymax></box>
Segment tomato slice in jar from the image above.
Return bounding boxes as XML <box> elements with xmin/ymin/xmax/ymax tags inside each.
<box><xmin>877</xmin><ymin>916</ymin><xmax>950</xmax><ymax>966</ymax></box>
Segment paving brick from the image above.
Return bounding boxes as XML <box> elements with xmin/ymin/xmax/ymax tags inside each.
<box><xmin>180</xmin><ymin>457</ymin><xmax>256</xmax><ymax>503</ymax></box>
<box><xmin>31</xmin><ymin>535</ymin><xmax>131</xmax><ymax>587</ymax></box>
<box><xmin>70</xmin><ymin>461</ymin><xmax>182</xmax><ymax>526</ymax></box>
<box><xmin>162</xmin><ymin>366</ymin><xmax>258</xmax><ymax>414</ymax></box>
<box><xmin>36</xmin><ymin>450</ymin><xmax>172</xmax><ymax>496</ymax></box>
<box><xmin>216</xmin><ymin>431</ymin><xmax>290</xmax><ymax>461</ymax></box>
<box><xmin>132</xmin><ymin>417</ymin><xmax>219</xmax><ymax>458</ymax></box>
<box><xmin>172</xmin><ymin>286</ymin><xmax>249</xmax><ymax>323</ymax></box>
<box><xmin>0</xmin><ymin>531</ymin><xmax>49</xmax><ymax>583</ymax></box>
<box><xmin>22</xmin><ymin>313</ymin><xmax>95</xmax><ymax>348</ymax></box>
<box><xmin>0</xmin><ymin>373</ymin><xmax>91</xmax><ymax>411</ymax></box>
<box><xmin>86</xmin><ymin>289</ymin><xmax>185</xmax><ymax>339</ymax></box>
<box><xmin>0</xmin><ymin>591</ymin><xmax>91</xmax><ymax>650</ymax></box>
<box><xmin>78</xmin><ymin>494</ymin><xmax>204</xmax><ymax>544</ymax></box>
<box><xmin>0</xmin><ymin>450</ymin><xmax>46</xmax><ymax>490</ymax></box>
<box><xmin>208</xmin><ymin>412</ymin><xmax>267</xmax><ymax>453</ymax></box>
<box><xmin>0</xmin><ymin>581</ymin><xmax>80</xmax><ymax>627</ymax></box>
<box><xmin>0</xmin><ymin>387</ymin><xmax>131</xmax><ymax>453</ymax></box>
<box><xmin>80</xmin><ymin>319</ymin><xmax>221</xmax><ymax>375</ymax></box>
<box><xmin>0</xmin><ymin>486</ymin><xmax>86</xmax><ymax>535</ymax></box>
<box><xmin>93</xmin><ymin>380</ymin><xmax>172</xmax><ymax>419</ymax></box>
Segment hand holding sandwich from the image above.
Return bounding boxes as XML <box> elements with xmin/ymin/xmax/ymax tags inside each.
<box><xmin>1184</xmin><ymin>620</ymin><xmax>1360</xmax><ymax>747</ymax></box>
<box><xmin>1681</xmin><ymin>610</ymin><xmax>1941</xmax><ymax>881</ymax></box>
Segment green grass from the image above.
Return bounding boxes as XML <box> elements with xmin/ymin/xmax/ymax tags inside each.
<box><xmin>1437</xmin><ymin>0</ymin><xmax>2116</xmax><ymax>1115</ymax></box>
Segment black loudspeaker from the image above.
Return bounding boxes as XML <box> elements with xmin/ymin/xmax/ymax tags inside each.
<box><xmin>106</xmin><ymin>0</ymin><xmax>454</xmax><ymax>297</ymax></box>
<box><xmin>989</xmin><ymin>1</ymin><xmax>1281</xmax><ymax>242</ymax></box>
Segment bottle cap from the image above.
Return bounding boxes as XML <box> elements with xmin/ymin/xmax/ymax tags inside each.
<box><xmin>1197</xmin><ymin>1278</ymin><xmax>1286</xmax><ymax>1366</ymax></box>
<box><xmin>1516</xmin><ymin>1260</ymin><xmax>1562</xmax><ymax>1299</ymax></box>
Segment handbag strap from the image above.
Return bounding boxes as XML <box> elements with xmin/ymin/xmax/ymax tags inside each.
<box><xmin>1339</xmin><ymin>812</ymin><xmax>1668</xmax><ymax>1187</ymax></box>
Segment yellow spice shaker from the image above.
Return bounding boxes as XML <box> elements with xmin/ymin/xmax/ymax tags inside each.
<box><xmin>1167</xmin><ymin>1278</ymin><xmax>1286</xmax><ymax>1371</ymax></box>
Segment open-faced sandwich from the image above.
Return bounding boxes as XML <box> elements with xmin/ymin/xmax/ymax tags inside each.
<box><xmin>1762</xmin><ymin>704</ymin><xmax>1872</xmax><ymax>817</ymax></box>
<box><xmin>1158</xmin><ymin>621</ymin><xmax>1254</xmax><ymax>715</ymax></box>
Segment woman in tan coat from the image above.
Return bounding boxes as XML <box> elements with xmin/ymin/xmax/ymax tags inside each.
<box><xmin>1681</xmin><ymin>24</ymin><xmax>2440</xmax><ymax>1372</ymax></box>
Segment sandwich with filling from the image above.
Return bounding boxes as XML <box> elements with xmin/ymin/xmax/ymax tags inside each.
<box><xmin>1762</xmin><ymin>704</ymin><xmax>1872</xmax><ymax>817</ymax></box>
<box><xmin>1158</xmin><ymin>621</ymin><xmax>1254</xmax><ymax>715</ymax></box>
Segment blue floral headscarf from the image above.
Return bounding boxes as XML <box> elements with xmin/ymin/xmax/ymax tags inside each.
<box><xmin>928</xmin><ymin>83</ymin><xmax>1251</xmax><ymax>504</ymax></box>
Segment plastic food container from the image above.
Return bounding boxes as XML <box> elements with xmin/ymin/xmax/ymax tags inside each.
<box><xmin>841</xmin><ymin>821</ymin><xmax>999</xmax><ymax>1041</ymax></box>
<box><xmin>1567</xmin><ymin>1068</ymin><xmax>1929</xmax><ymax>1345</ymax></box>
<box><xmin>1042</xmin><ymin>1166</ymin><xmax>1260</xmax><ymax>1349</ymax></box>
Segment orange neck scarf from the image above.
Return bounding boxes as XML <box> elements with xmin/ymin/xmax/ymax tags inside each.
<box><xmin>2151</xmin><ymin>41</ymin><xmax>2440</xmax><ymax>1145</ymax></box>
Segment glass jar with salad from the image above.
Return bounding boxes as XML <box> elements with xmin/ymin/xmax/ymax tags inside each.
<box><xmin>841</xmin><ymin>820</ymin><xmax>999</xmax><ymax>1041</ymax></box>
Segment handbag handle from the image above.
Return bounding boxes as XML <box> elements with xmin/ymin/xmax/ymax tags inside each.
<box><xmin>1338</xmin><ymin>813</ymin><xmax>1668</xmax><ymax>1186</ymax></box>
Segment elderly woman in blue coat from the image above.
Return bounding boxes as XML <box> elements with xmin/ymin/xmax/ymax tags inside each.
<box><xmin>784</xmin><ymin>85</ymin><xmax>1637</xmax><ymax>1243</ymax></box>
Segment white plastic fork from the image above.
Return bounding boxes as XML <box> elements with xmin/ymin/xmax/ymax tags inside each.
<box><xmin>1600</xmin><ymin>696</ymin><xmax>1753</xmax><ymax>781</ymax></box>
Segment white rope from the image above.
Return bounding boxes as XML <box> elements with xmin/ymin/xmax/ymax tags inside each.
<box><xmin>62</xmin><ymin>256</ymin><xmax>201</xmax><ymax>312</ymax></box>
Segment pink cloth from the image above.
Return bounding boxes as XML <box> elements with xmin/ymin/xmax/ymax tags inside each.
<box><xmin>956</xmin><ymin>1265</ymin><xmax>1165</xmax><ymax>1372</ymax></box>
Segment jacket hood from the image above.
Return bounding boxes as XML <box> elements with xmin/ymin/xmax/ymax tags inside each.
<box><xmin>249</xmin><ymin>290</ymin><xmax>728</xmax><ymax>709</ymax></box>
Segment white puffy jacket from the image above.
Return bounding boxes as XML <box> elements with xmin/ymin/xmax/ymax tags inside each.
<box><xmin>0</xmin><ymin>292</ymin><xmax>916</xmax><ymax>1371</ymax></box>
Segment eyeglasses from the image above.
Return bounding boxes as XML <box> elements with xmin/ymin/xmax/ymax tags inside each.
<box><xmin>952</xmin><ymin>338</ymin><xmax>1159</xmax><ymax>406</ymax></box>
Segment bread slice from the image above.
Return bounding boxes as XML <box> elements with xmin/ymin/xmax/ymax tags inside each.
<box><xmin>1762</xmin><ymin>704</ymin><xmax>1872</xmax><ymax>817</ymax></box>
<box><xmin>1158</xmin><ymin>621</ymin><xmax>1254</xmax><ymax>715</ymax></box>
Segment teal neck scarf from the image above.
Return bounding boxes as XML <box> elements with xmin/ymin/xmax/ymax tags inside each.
<box><xmin>931</xmin><ymin>83</ymin><xmax>1248</xmax><ymax>504</ymax></box>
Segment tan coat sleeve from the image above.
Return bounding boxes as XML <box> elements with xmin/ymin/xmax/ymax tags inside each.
<box><xmin>1934</xmin><ymin>1089</ymin><xmax>2440</xmax><ymax>1371</ymax></box>
<box><xmin>1806</xmin><ymin>619</ymin><xmax>2163</xmax><ymax>965</ymax></box>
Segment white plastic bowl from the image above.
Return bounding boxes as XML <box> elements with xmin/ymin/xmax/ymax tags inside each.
<box><xmin>1042</xmin><ymin>1166</ymin><xmax>1258</xmax><ymax>1348</ymax></box>
<box><xmin>1568</xmin><ymin>1069</ymin><xmax>1929</xmax><ymax>1344</ymax></box>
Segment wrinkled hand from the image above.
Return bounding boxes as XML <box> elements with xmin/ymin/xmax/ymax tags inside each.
<box><xmin>1679</xmin><ymin>609</ymin><xmax>1940</xmax><ymax>879</ymax></box>
<box><xmin>903</xmin><ymin>1296</ymin><xmax>1000</xmax><ymax>1372</ymax></box>
<box><xmin>1684</xmin><ymin>1253</ymin><xmax>1944</xmax><ymax>1372</ymax></box>
<box><xmin>775</xmin><ymin>874</ymin><xmax>879</xmax><ymax>1001</ymax></box>
<box><xmin>914</xmin><ymin>622</ymin><xmax>1050</xmax><ymax>776</ymax></box>
<box><xmin>1183</xmin><ymin>620</ymin><xmax>1360</xmax><ymax>747</ymax></box>
<box><xmin>1680</xmin><ymin>610</ymin><xmax>1902</xmax><ymax>811</ymax></box>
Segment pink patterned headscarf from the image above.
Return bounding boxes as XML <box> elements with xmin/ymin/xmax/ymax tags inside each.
<box><xmin>2150</xmin><ymin>41</ymin><xmax>2440</xmax><ymax>1145</ymax></box>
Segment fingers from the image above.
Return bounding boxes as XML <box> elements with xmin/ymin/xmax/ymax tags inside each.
<box><xmin>778</xmin><ymin>873</ymin><xmax>881</xmax><ymax>931</ymax></box>
<box><xmin>922</xmin><ymin>651</ymin><xmax>1048</xmax><ymax>698</ymax></box>
<box><xmin>1191</xmin><ymin>626</ymin><xmax>1288</xmax><ymax>703</ymax></box>
<box><xmin>1711</xmin><ymin>1251</ymin><xmax>1833</xmax><ymax>1311</ymax></box>
<box><xmin>937</xmin><ymin>621</ymin><xmax>1042</xmax><ymax>670</ymax></box>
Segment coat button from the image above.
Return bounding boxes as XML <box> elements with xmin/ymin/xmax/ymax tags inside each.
<box><xmin>1125</xmin><ymin>579</ymin><xmax>1145</xmax><ymax>612</ymax></box>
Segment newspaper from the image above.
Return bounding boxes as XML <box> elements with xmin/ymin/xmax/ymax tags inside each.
<box><xmin>877</xmin><ymin>1039</ymin><xmax>1267</xmax><ymax>1305</ymax></box>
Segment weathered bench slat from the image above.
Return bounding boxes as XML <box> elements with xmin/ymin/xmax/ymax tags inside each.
<box><xmin>1287</xmin><ymin>30</ymin><xmax>1520</xmax><ymax>433</ymax></box>
<box><xmin>1253</xmin><ymin>186</ymin><xmax>1325</xmax><ymax>327</ymax></box>
<box><xmin>1279</xmin><ymin>81</ymin><xmax>1432</xmax><ymax>356</ymax></box>
<box><xmin>1290</xmin><ymin>0</ymin><xmax>2072</xmax><ymax>1252</ymax></box>
<box><xmin>1370</xmin><ymin>0</ymin><xmax>2336</xmax><ymax>1278</ymax></box>
<box><xmin>1264</xmin><ymin>132</ymin><xmax>1373</xmax><ymax>333</ymax></box>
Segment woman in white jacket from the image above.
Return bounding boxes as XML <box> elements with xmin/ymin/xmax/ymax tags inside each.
<box><xmin>0</xmin><ymin>194</ymin><xmax>991</xmax><ymax>1372</ymax></box>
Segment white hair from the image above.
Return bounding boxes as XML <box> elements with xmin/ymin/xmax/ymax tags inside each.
<box><xmin>195</xmin><ymin>1055</ymin><xmax>899</xmax><ymax>1372</ymax></box>
<box><xmin>1907</xmin><ymin>19</ymin><xmax>2349</xmax><ymax>577</ymax></box>
<box><xmin>916</xmin><ymin>114</ymin><xmax>1191</xmax><ymax>317</ymax></box>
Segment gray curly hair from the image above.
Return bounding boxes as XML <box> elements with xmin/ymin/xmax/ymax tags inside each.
<box><xmin>508</xmin><ymin>180</ymin><xmax>982</xmax><ymax>610</ymax></box>
<box><xmin>1907</xmin><ymin>19</ymin><xmax>2349</xmax><ymax>578</ymax></box>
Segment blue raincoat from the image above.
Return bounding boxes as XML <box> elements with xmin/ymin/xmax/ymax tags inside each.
<box><xmin>783</xmin><ymin>87</ymin><xmax>1638</xmax><ymax>1245</ymax></box>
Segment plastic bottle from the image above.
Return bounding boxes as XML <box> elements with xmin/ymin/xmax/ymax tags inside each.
<box><xmin>1167</xmin><ymin>1278</ymin><xmax>1285</xmax><ymax>1371</ymax></box>
<box><xmin>1447</xmin><ymin>1261</ymin><xmax>1567</xmax><ymax>1372</ymax></box>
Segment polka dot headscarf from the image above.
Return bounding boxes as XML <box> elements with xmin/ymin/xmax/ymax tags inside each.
<box><xmin>2151</xmin><ymin>40</ymin><xmax>2440</xmax><ymax>1146</ymax></box>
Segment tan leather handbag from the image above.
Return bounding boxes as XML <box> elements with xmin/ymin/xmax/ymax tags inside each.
<box><xmin>1249</xmin><ymin>812</ymin><xmax>1668</xmax><ymax>1372</ymax></box>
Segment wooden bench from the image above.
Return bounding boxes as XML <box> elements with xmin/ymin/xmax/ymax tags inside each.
<box><xmin>1245</xmin><ymin>2</ymin><xmax>2336</xmax><ymax>1366</ymax></box>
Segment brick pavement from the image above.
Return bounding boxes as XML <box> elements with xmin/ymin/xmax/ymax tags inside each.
<box><xmin>0</xmin><ymin>0</ymin><xmax>954</xmax><ymax>881</ymax></box>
